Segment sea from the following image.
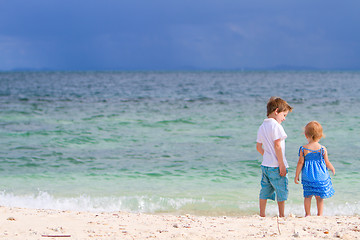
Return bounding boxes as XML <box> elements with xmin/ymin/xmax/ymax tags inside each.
<box><xmin>0</xmin><ymin>71</ymin><xmax>359</xmax><ymax>216</ymax></box>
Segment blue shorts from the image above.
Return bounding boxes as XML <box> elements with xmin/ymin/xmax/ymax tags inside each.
<box><xmin>259</xmin><ymin>165</ymin><xmax>288</xmax><ymax>202</ymax></box>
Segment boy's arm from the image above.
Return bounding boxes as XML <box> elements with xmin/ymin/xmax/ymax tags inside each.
<box><xmin>294</xmin><ymin>150</ymin><xmax>304</xmax><ymax>184</ymax></box>
<box><xmin>256</xmin><ymin>142</ymin><xmax>264</xmax><ymax>155</ymax></box>
<box><xmin>274</xmin><ymin>139</ymin><xmax>286</xmax><ymax>176</ymax></box>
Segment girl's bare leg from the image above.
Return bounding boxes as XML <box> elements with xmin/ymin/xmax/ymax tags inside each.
<box><xmin>304</xmin><ymin>197</ymin><xmax>312</xmax><ymax>216</ymax></box>
<box><xmin>315</xmin><ymin>196</ymin><xmax>324</xmax><ymax>216</ymax></box>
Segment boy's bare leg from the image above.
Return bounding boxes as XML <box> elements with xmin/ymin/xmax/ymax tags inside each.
<box><xmin>259</xmin><ymin>199</ymin><xmax>267</xmax><ymax>217</ymax></box>
<box><xmin>315</xmin><ymin>196</ymin><xmax>324</xmax><ymax>216</ymax></box>
<box><xmin>304</xmin><ymin>197</ymin><xmax>312</xmax><ymax>216</ymax></box>
<box><xmin>277</xmin><ymin>201</ymin><xmax>285</xmax><ymax>217</ymax></box>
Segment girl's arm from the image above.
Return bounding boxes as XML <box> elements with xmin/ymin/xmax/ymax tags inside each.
<box><xmin>323</xmin><ymin>147</ymin><xmax>335</xmax><ymax>175</ymax></box>
<box><xmin>256</xmin><ymin>142</ymin><xmax>264</xmax><ymax>156</ymax></box>
<box><xmin>294</xmin><ymin>150</ymin><xmax>304</xmax><ymax>184</ymax></box>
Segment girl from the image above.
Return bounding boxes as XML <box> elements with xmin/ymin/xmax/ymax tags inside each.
<box><xmin>294</xmin><ymin>121</ymin><xmax>335</xmax><ymax>216</ymax></box>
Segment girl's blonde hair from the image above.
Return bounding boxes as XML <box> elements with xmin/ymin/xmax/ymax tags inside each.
<box><xmin>305</xmin><ymin>121</ymin><xmax>325</xmax><ymax>141</ymax></box>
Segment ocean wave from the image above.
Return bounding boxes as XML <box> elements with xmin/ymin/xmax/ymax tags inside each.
<box><xmin>0</xmin><ymin>190</ymin><xmax>258</xmax><ymax>215</ymax></box>
<box><xmin>0</xmin><ymin>191</ymin><xmax>359</xmax><ymax>216</ymax></box>
<box><xmin>0</xmin><ymin>191</ymin><xmax>206</xmax><ymax>213</ymax></box>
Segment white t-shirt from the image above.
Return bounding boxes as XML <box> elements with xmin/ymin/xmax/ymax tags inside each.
<box><xmin>256</xmin><ymin>118</ymin><xmax>289</xmax><ymax>168</ymax></box>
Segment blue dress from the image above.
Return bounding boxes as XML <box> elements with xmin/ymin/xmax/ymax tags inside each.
<box><xmin>299</xmin><ymin>146</ymin><xmax>335</xmax><ymax>199</ymax></box>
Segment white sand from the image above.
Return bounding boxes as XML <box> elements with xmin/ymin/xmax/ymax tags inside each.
<box><xmin>0</xmin><ymin>206</ymin><xmax>359</xmax><ymax>239</ymax></box>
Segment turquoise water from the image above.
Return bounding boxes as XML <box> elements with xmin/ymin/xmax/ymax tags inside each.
<box><xmin>0</xmin><ymin>71</ymin><xmax>359</xmax><ymax>216</ymax></box>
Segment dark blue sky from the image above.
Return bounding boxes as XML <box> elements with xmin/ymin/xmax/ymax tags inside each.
<box><xmin>1</xmin><ymin>0</ymin><xmax>360</xmax><ymax>71</ymax></box>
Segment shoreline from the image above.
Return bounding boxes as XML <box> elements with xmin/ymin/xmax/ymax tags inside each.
<box><xmin>0</xmin><ymin>207</ymin><xmax>359</xmax><ymax>239</ymax></box>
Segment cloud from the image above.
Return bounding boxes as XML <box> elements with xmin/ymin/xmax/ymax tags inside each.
<box><xmin>0</xmin><ymin>35</ymin><xmax>42</xmax><ymax>69</ymax></box>
<box><xmin>0</xmin><ymin>0</ymin><xmax>360</xmax><ymax>70</ymax></box>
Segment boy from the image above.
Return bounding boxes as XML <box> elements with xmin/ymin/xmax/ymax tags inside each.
<box><xmin>256</xmin><ymin>97</ymin><xmax>293</xmax><ymax>217</ymax></box>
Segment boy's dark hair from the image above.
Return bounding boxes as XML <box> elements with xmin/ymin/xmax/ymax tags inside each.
<box><xmin>267</xmin><ymin>97</ymin><xmax>293</xmax><ymax>116</ymax></box>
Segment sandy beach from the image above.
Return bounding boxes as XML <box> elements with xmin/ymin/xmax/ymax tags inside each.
<box><xmin>0</xmin><ymin>207</ymin><xmax>359</xmax><ymax>239</ymax></box>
